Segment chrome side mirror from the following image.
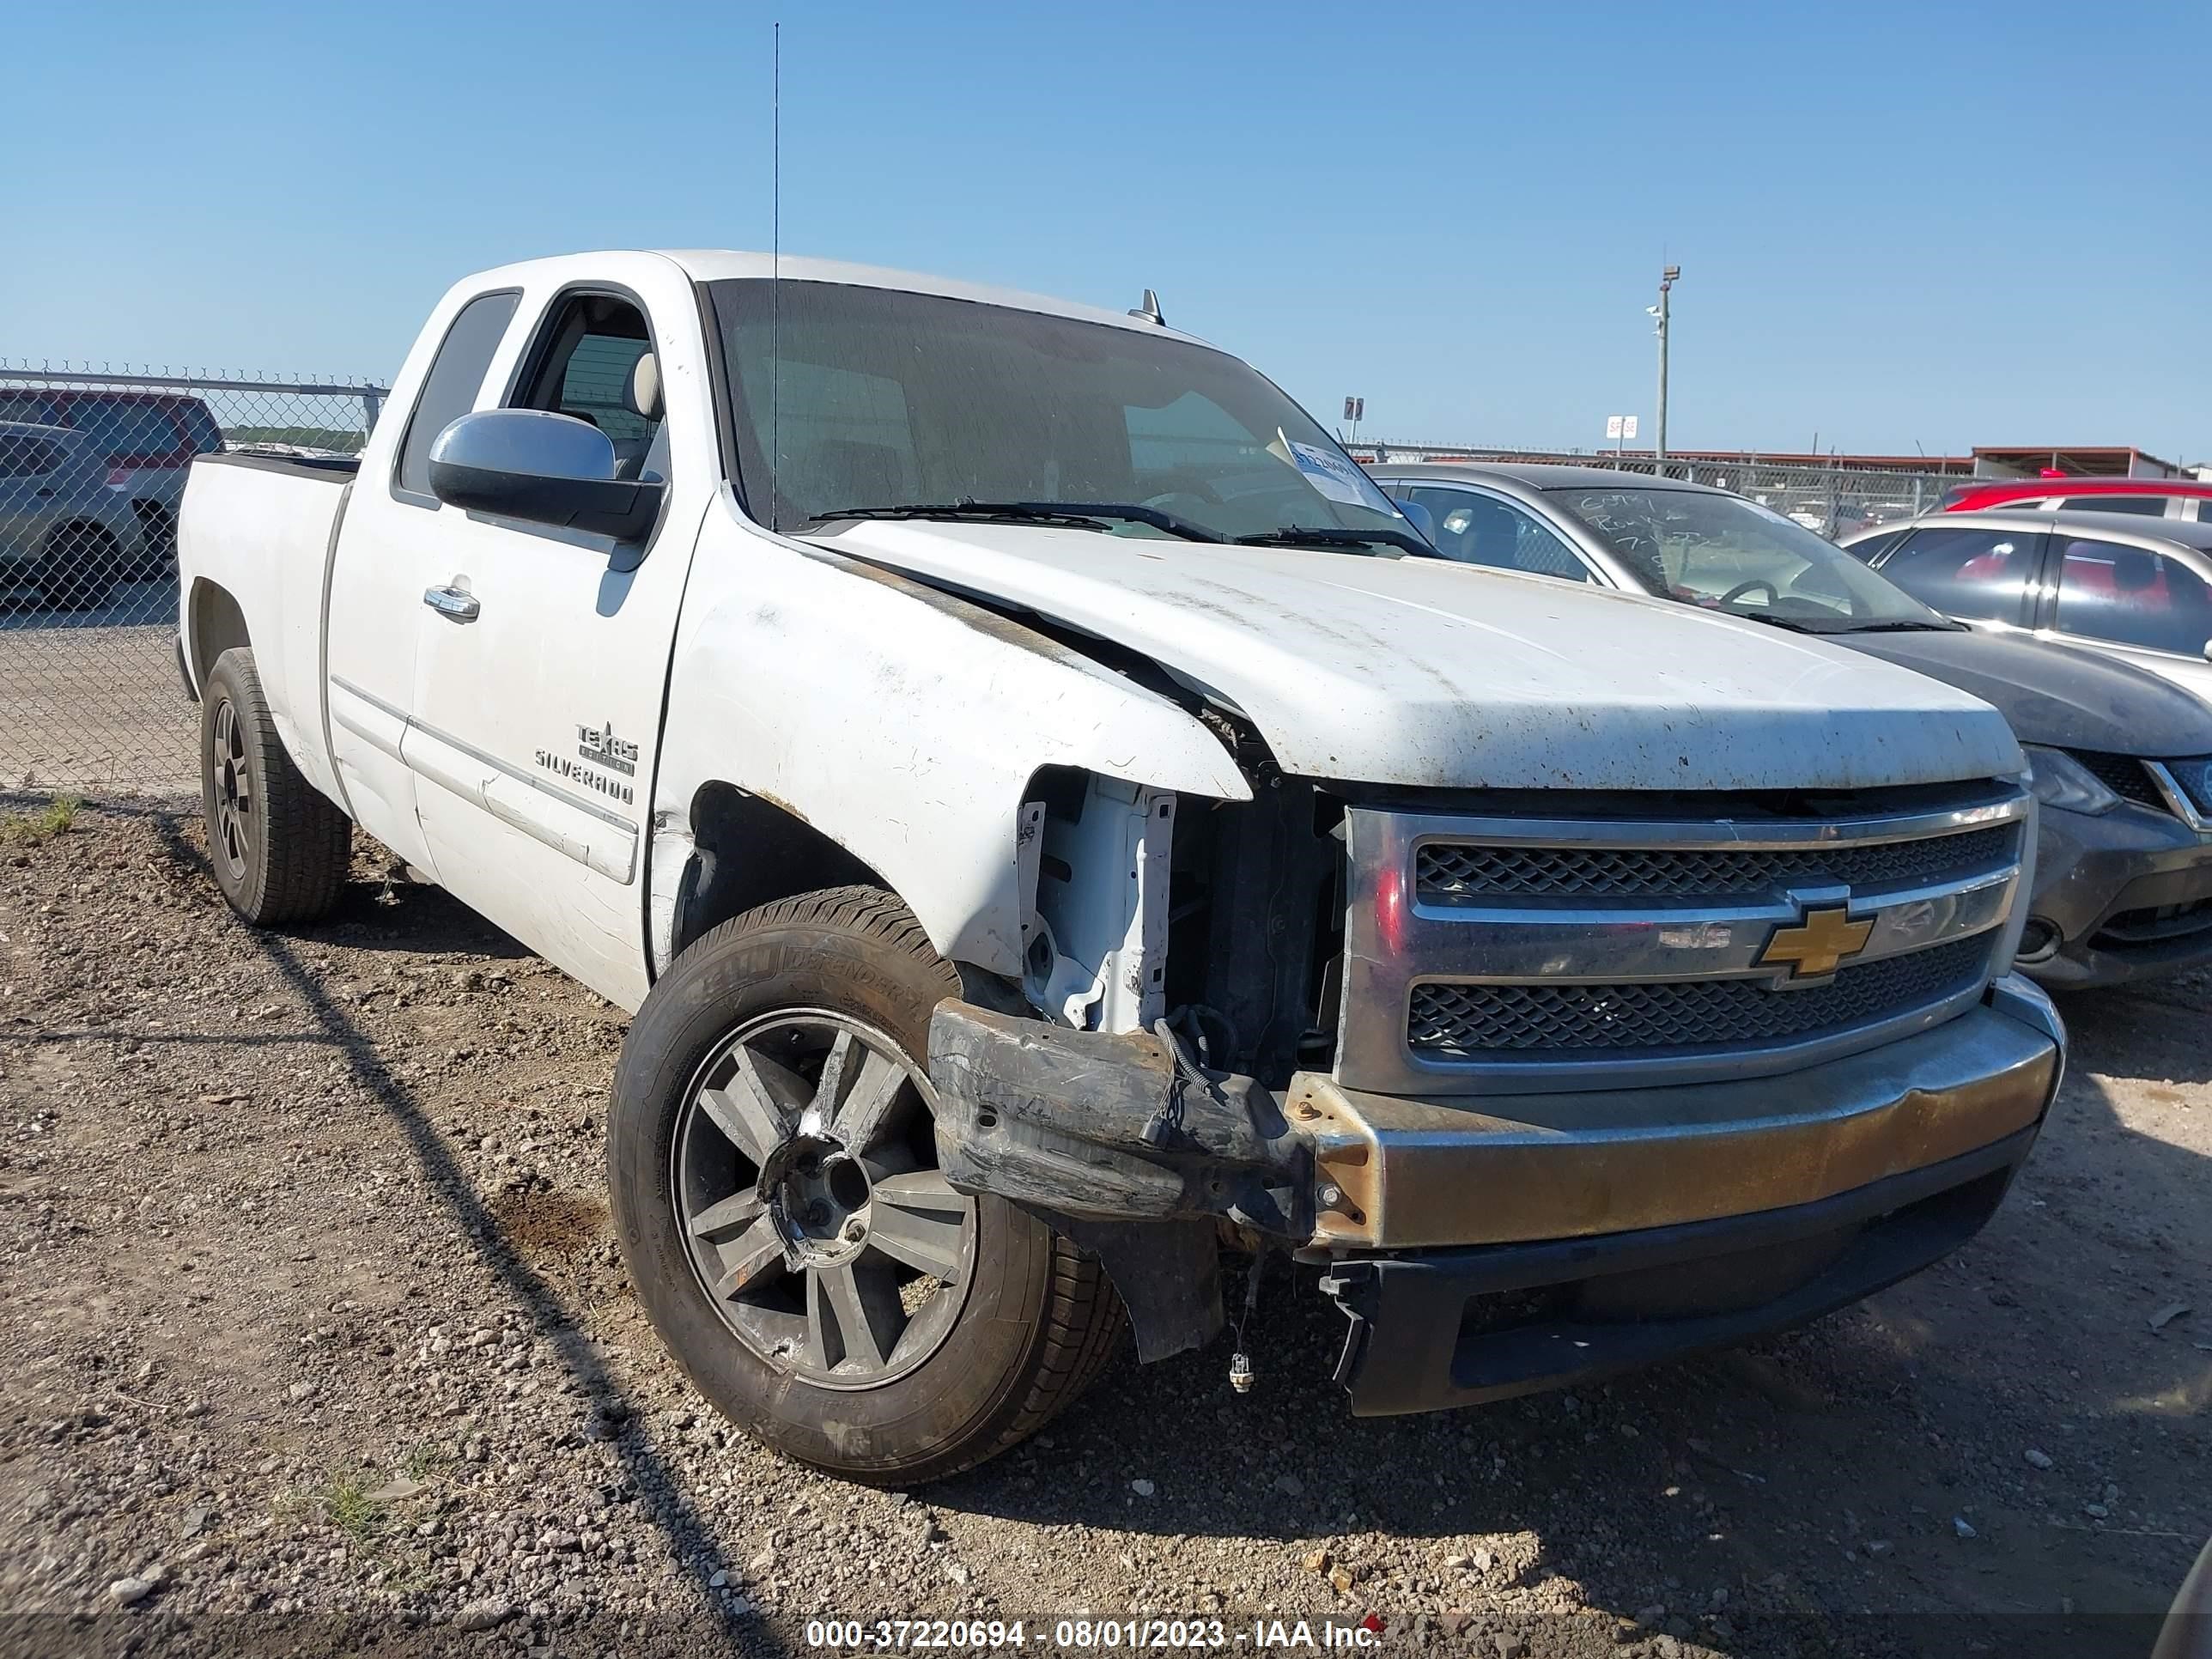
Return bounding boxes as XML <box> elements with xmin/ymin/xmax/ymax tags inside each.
<box><xmin>428</xmin><ymin>409</ymin><xmax>664</xmax><ymax>542</ymax></box>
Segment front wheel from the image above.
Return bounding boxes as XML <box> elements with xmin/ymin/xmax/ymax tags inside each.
<box><xmin>609</xmin><ymin>886</ymin><xmax>1125</xmax><ymax>1483</ymax></box>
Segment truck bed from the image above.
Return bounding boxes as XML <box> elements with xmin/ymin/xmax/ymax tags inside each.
<box><xmin>177</xmin><ymin>451</ymin><xmax>357</xmax><ymax>807</ymax></box>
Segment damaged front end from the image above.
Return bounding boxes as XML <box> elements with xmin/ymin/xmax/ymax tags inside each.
<box><xmin>927</xmin><ymin>1003</ymin><xmax>1310</xmax><ymax>1361</ymax></box>
<box><xmin>929</xmin><ymin>764</ymin><xmax>2067</xmax><ymax>1419</ymax></box>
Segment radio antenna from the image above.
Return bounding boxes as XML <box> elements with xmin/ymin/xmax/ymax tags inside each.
<box><xmin>769</xmin><ymin>20</ymin><xmax>781</xmax><ymax>533</ymax></box>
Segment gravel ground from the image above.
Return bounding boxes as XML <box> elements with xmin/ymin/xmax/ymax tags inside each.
<box><xmin>0</xmin><ymin>807</ymin><xmax>2205</xmax><ymax>1659</ymax></box>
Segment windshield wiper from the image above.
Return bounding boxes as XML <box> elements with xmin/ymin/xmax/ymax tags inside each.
<box><xmin>1231</xmin><ymin>525</ymin><xmax>1437</xmax><ymax>559</ymax></box>
<box><xmin>810</xmin><ymin>500</ymin><xmax>1224</xmax><ymax>543</ymax></box>
<box><xmin>1727</xmin><ymin>611</ymin><xmax>1831</xmax><ymax>635</ymax></box>
<box><xmin>1834</xmin><ymin>618</ymin><xmax>1966</xmax><ymax>634</ymax></box>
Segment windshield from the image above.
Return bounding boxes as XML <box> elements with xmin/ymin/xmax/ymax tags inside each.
<box><xmin>707</xmin><ymin>280</ymin><xmax>1413</xmax><ymax>550</ymax></box>
<box><xmin>1545</xmin><ymin>484</ymin><xmax>1950</xmax><ymax>629</ymax></box>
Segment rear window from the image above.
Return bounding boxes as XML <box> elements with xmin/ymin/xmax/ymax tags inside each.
<box><xmin>2058</xmin><ymin>495</ymin><xmax>2167</xmax><ymax>516</ymax></box>
<box><xmin>58</xmin><ymin>398</ymin><xmax>190</xmax><ymax>464</ymax></box>
<box><xmin>0</xmin><ymin>434</ymin><xmax>63</xmax><ymax>477</ymax></box>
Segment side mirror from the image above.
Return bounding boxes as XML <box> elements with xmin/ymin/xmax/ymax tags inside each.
<box><xmin>1389</xmin><ymin>495</ymin><xmax>1437</xmax><ymax>544</ymax></box>
<box><xmin>428</xmin><ymin>409</ymin><xmax>664</xmax><ymax>542</ymax></box>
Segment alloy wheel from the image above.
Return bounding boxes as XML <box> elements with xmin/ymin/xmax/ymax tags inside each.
<box><xmin>672</xmin><ymin>1008</ymin><xmax>977</xmax><ymax>1389</ymax></box>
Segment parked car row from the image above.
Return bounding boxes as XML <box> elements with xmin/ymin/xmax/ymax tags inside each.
<box><xmin>0</xmin><ymin>419</ymin><xmax>146</xmax><ymax>610</ymax></box>
<box><xmin>1370</xmin><ymin>461</ymin><xmax>2212</xmax><ymax>991</ymax></box>
<box><xmin>0</xmin><ymin>389</ymin><xmax>223</xmax><ymax>569</ymax></box>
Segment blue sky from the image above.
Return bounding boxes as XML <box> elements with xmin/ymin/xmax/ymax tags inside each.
<box><xmin>10</xmin><ymin>1</ymin><xmax>2209</xmax><ymax>460</ymax></box>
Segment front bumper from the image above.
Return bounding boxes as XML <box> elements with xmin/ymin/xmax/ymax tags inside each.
<box><xmin>930</xmin><ymin>977</ymin><xmax>2063</xmax><ymax>1395</ymax></box>
<box><xmin>1320</xmin><ymin>1126</ymin><xmax>2035</xmax><ymax>1414</ymax></box>
<box><xmin>2027</xmin><ymin>799</ymin><xmax>2212</xmax><ymax>988</ymax></box>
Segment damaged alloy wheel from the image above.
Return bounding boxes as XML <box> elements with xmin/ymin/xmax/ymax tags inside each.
<box><xmin>609</xmin><ymin>885</ymin><xmax>1126</xmax><ymax>1484</ymax></box>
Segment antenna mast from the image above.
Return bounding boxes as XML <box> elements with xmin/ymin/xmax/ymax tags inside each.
<box><xmin>770</xmin><ymin>21</ymin><xmax>781</xmax><ymax>532</ymax></box>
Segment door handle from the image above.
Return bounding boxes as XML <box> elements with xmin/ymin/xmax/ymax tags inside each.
<box><xmin>422</xmin><ymin>584</ymin><xmax>480</xmax><ymax>623</ymax></box>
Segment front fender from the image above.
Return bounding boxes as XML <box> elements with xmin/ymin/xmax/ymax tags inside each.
<box><xmin>653</xmin><ymin>504</ymin><xmax>1250</xmax><ymax>977</ymax></box>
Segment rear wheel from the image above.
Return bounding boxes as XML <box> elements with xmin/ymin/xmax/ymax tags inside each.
<box><xmin>35</xmin><ymin>523</ymin><xmax>119</xmax><ymax>611</ymax></box>
<box><xmin>199</xmin><ymin>647</ymin><xmax>352</xmax><ymax>925</ymax></box>
<box><xmin>610</xmin><ymin>886</ymin><xmax>1125</xmax><ymax>1483</ymax></box>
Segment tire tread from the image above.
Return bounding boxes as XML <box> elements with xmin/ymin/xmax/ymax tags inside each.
<box><xmin>204</xmin><ymin>647</ymin><xmax>351</xmax><ymax>925</ymax></box>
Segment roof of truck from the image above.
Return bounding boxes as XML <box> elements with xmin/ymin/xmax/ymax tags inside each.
<box><xmin>657</xmin><ymin>250</ymin><xmax>1211</xmax><ymax>344</ymax></box>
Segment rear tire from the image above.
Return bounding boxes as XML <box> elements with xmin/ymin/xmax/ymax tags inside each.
<box><xmin>199</xmin><ymin>646</ymin><xmax>351</xmax><ymax>925</ymax></box>
<box><xmin>610</xmin><ymin>885</ymin><xmax>1126</xmax><ymax>1484</ymax></box>
<box><xmin>35</xmin><ymin>523</ymin><xmax>119</xmax><ymax>611</ymax></box>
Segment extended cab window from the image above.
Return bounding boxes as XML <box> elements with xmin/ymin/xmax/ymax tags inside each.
<box><xmin>511</xmin><ymin>293</ymin><xmax>667</xmax><ymax>482</ymax></box>
<box><xmin>397</xmin><ymin>289</ymin><xmax>521</xmax><ymax>499</ymax></box>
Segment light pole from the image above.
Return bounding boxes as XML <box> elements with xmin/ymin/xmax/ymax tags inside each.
<box><xmin>1653</xmin><ymin>264</ymin><xmax>1680</xmax><ymax>466</ymax></box>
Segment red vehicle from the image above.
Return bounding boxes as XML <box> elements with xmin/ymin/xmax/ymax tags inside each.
<box><xmin>1942</xmin><ymin>475</ymin><xmax>2212</xmax><ymax>522</ymax></box>
<box><xmin>0</xmin><ymin>389</ymin><xmax>224</xmax><ymax>569</ymax></box>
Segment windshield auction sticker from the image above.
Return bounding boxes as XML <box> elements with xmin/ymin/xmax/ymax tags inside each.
<box><xmin>1276</xmin><ymin>434</ymin><xmax>1398</xmax><ymax>514</ymax></box>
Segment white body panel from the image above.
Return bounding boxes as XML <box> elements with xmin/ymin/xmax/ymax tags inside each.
<box><xmin>816</xmin><ymin>520</ymin><xmax>2023</xmax><ymax>793</ymax></box>
<box><xmin>178</xmin><ymin>246</ymin><xmax>2021</xmax><ymax>1017</ymax></box>
<box><xmin>652</xmin><ymin>501</ymin><xmax>1249</xmax><ymax>982</ymax></box>
<box><xmin>175</xmin><ymin>459</ymin><xmax>348</xmax><ymax>807</ymax></box>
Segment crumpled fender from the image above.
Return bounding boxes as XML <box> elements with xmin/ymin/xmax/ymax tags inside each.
<box><xmin>651</xmin><ymin>505</ymin><xmax>1250</xmax><ymax>977</ymax></box>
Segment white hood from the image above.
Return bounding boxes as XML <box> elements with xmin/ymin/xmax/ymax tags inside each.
<box><xmin>817</xmin><ymin>521</ymin><xmax>2024</xmax><ymax>793</ymax></box>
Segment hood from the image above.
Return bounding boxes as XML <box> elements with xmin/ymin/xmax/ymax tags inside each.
<box><xmin>1842</xmin><ymin>629</ymin><xmax>2212</xmax><ymax>757</ymax></box>
<box><xmin>814</xmin><ymin>521</ymin><xmax>2025</xmax><ymax>793</ymax></box>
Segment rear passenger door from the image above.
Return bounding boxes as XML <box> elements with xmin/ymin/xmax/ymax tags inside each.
<box><xmin>325</xmin><ymin>284</ymin><xmax>523</xmax><ymax>872</ymax></box>
<box><xmin>405</xmin><ymin>259</ymin><xmax>713</xmax><ymax>1007</ymax></box>
<box><xmin>2039</xmin><ymin>532</ymin><xmax>2212</xmax><ymax>699</ymax></box>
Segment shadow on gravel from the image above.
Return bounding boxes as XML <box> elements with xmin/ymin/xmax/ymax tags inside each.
<box><xmin>148</xmin><ymin>813</ymin><xmax>787</xmax><ymax>1656</ymax></box>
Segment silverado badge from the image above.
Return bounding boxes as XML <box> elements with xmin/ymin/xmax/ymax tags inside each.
<box><xmin>1757</xmin><ymin>905</ymin><xmax>1875</xmax><ymax>981</ymax></box>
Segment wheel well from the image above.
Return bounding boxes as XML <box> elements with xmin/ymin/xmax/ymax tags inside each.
<box><xmin>187</xmin><ymin>580</ymin><xmax>249</xmax><ymax>689</ymax></box>
<box><xmin>672</xmin><ymin>782</ymin><xmax>887</xmax><ymax>959</ymax></box>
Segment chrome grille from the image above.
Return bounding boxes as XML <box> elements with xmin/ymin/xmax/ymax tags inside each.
<box><xmin>1416</xmin><ymin>823</ymin><xmax>2018</xmax><ymax>902</ymax></box>
<box><xmin>2155</xmin><ymin>756</ymin><xmax>2212</xmax><ymax>817</ymax></box>
<box><xmin>1341</xmin><ymin>790</ymin><xmax>2030</xmax><ymax>1096</ymax></box>
<box><xmin>1407</xmin><ymin>935</ymin><xmax>1990</xmax><ymax>1059</ymax></box>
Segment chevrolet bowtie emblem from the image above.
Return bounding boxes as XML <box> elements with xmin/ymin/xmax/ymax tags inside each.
<box><xmin>1757</xmin><ymin>905</ymin><xmax>1875</xmax><ymax>981</ymax></box>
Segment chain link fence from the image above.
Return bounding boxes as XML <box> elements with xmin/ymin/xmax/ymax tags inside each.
<box><xmin>0</xmin><ymin>372</ymin><xmax>1984</xmax><ymax>802</ymax></box>
<box><xmin>0</xmin><ymin>364</ymin><xmax>385</xmax><ymax>798</ymax></box>
<box><xmin>1354</xmin><ymin>444</ymin><xmax>1968</xmax><ymax>537</ymax></box>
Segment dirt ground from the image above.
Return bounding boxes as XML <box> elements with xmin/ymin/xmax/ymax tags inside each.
<box><xmin>0</xmin><ymin>807</ymin><xmax>2204</xmax><ymax>1659</ymax></box>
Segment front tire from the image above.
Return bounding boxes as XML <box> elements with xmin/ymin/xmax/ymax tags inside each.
<box><xmin>610</xmin><ymin>886</ymin><xmax>1125</xmax><ymax>1484</ymax></box>
<box><xmin>199</xmin><ymin>647</ymin><xmax>351</xmax><ymax>925</ymax></box>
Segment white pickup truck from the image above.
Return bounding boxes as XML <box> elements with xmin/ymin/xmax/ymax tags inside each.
<box><xmin>178</xmin><ymin>251</ymin><xmax>2064</xmax><ymax>1483</ymax></box>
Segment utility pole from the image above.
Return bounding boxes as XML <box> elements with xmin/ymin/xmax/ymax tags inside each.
<box><xmin>1654</xmin><ymin>264</ymin><xmax>1680</xmax><ymax>466</ymax></box>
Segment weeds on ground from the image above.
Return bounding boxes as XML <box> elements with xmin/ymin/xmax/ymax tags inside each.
<box><xmin>0</xmin><ymin>794</ymin><xmax>81</xmax><ymax>847</ymax></box>
<box><xmin>320</xmin><ymin>1473</ymin><xmax>385</xmax><ymax>1543</ymax></box>
<box><xmin>399</xmin><ymin>1441</ymin><xmax>453</xmax><ymax>1482</ymax></box>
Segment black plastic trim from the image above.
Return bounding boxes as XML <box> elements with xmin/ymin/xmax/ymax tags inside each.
<box><xmin>1321</xmin><ymin>1125</ymin><xmax>2039</xmax><ymax>1416</ymax></box>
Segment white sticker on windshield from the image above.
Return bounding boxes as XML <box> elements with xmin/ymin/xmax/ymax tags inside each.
<box><xmin>1285</xmin><ymin>439</ymin><xmax>1396</xmax><ymax>514</ymax></box>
